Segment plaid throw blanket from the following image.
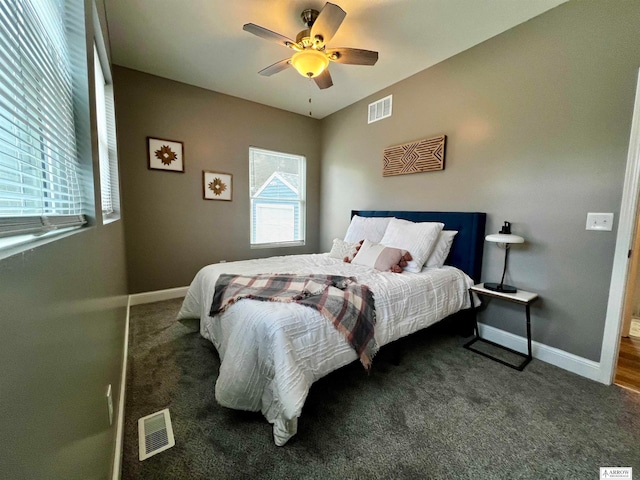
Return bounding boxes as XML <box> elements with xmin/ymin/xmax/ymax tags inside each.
<box><xmin>210</xmin><ymin>274</ymin><xmax>378</xmax><ymax>369</ymax></box>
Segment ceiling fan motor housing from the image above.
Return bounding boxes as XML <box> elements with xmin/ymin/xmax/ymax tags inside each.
<box><xmin>296</xmin><ymin>29</ymin><xmax>312</xmax><ymax>47</ymax></box>
<box><xmin>300</xmin><ymin>8</ymin><xmax>319</xmax><ymax>27</ymax></box>
<box><xmin>299</xmin><ymin>8</ymin><xmax>324</xmax><ymax>47</ymax></box>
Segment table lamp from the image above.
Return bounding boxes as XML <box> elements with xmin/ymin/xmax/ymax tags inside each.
<box><xmin>484</xmin><ymin>221</ymin><xmax>524</xmax><ymax>293</ymax></box>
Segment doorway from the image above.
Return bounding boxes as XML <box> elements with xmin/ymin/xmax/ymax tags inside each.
<box><xmin>614</xmin><ymin>225</ymin><xmax>640</xmax><ymax>392</ymax></box>
<box><xmin>601</xmin><ymin>68</ymin><xmax>640</xmax><ymax>386</ymax></box>
<box><xmin>614</xmin><ymin>325</ymin><xmax>640</xmax><ymax>392</ymax></box>
<box><xmin>612</xmin><ymin>69</ymin><xmax>640</xmax><ymax>393</ymax></box>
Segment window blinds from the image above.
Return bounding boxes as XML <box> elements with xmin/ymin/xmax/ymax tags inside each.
<box><xmin>0</xmin><ymin>0</ymin><xmax>86</xmax><ymax>237</ymax></box>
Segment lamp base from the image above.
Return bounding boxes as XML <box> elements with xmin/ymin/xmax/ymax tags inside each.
<box><xmin>484</xmin><ymin>282</ymin><xmax>518</xmax><ymax>294</ymax></box>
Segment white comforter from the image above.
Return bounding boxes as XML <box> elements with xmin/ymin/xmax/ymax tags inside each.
<box><xmin>177</xmin><ymin>253</ymin><xmax>475</xmax><ymax>445</ymax></box>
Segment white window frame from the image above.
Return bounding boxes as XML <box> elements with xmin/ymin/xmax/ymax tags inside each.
<box><xmin>93</xmin><ymin>4</ymin><xmax>120</xmax><ymax>223</ymax></box>
<box><xmin>249</xmin><ymin>147</ymin><xmax>306</xmax><ymax>248</ymax></box>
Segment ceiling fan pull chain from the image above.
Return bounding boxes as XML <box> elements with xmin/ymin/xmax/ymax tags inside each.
<box><xmin>308</xmin><ymin>78</ymin><xmax>313</xmax><ymax>116</ymax></box>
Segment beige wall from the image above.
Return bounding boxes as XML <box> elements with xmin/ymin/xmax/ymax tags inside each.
<box><xmin>0</xmin><ymin>1</ymin><xmax>129</xmax><ymax>478</ymax></box>
<box><xmin>319</xmin><ymin>0</ymin><xmax>640</xmax><ymax>361</ymax></box>
<box><xmin>112</xmin><ymin>0</ymin><xmax>639</xmax><ymax>361</ymax></box>
<box><xmin>114</xmin><ymin>67</ymin><xmax>322</xmax><ymax>293</ymax></box>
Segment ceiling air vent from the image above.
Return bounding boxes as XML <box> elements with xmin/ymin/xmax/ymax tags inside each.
<box><xmin>138</xmin><ymin>409</ymin><xmax>175</xmax><ymax>461</ymax></box>
<box><xmin>368</xmin><ymin>95</ymin><xmax>392</xmax><ymax>124</ymax></box>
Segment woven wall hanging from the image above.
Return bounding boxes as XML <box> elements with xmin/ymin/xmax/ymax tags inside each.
<box><xmin>382</xmin><ymin>134</ymin><xmax>446</xmax><ymax>176</ymax></box>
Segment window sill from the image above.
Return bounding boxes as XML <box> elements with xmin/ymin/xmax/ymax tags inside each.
<box><xmin>0</xmin><ymin>226</ymin><xmax>84</xmax><ymax>261</ymax></box>
<box><xmin>103</xmin><ymin>214</ymin><xmax>120</xmax><ymax>225</ymax></box>
<box><xmin>250</xmin><ymin>241</ymin><xmax>306</xmax><ymax>249</ymax></box>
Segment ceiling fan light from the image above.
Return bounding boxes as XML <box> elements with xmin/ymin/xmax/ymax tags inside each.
<box><xmin>291</xmin><ymin>49</ymin><xmax>329</xmax><ymax>78</ymax></box>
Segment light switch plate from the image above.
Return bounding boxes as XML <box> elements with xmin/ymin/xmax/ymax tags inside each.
<box><xmin>586</xmin><ymin>212</ymin><xmax>614</xmax><ymax>231</ymax></box>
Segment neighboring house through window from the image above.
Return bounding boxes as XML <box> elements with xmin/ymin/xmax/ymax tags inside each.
<box><xmin>249</xmin><ymin>147</ymin><xmax>306</xmax><ymax>247</ymax></box>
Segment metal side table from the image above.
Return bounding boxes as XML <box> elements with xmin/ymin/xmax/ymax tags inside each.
<box><xmin>464</xmin><ymin>283</ymin><xmax>539</xmax><ymax>371</ymax></box>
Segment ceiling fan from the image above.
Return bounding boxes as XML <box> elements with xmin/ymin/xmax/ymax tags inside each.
<box><xmin>243</xmin><ymin>2</ymin><xmax>379</xmax><ymax>90</ymax></box>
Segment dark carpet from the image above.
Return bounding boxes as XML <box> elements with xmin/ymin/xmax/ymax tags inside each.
<box><xmin>122</xmin><ymin>298</ymin><xmax>640</xmax><ymax>479</ymax></box>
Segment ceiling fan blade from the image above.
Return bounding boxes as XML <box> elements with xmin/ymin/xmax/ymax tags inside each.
<box><xmin>326</xmin><ymin>48</ymin><xmax>378</xmax><ymax>66</ymax></box>
<box><xmin>258</xmin><ymin>58</ymin><xmax>292</xmax><ymax>76</ymax></box>
<box><xmin>310</xmin><ymin>3</ymin><xmax>346</xmax><ymax>46</ymax></box>
<box><xmin>243</xmin><ymin>23</ymin><xmax>296</xmax><ymax>49</ymax></box>
<box><xmin>313</xmin><ymin>69</ymin><xmax>333</xmax><ymax>89</ymax></box>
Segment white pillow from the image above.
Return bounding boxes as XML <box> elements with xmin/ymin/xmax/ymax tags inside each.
<box><xmin>351</xmin><ymin>239</ymin><xmax>405</xmax><ymax>272</ymax></box>
<box><xmin>425</xmin><ymin>230</ymin><xmax>458</xmax><ymax>268</ymax></box>
<box><xmin>328</xmin><ymin>238</ymin><xmax>361</xmax><ymax>262</ymax></box>
<box><xmin>379</xmin><ymin>218</ymin><xmax>444</xmax><ymax>272</ymax></box>
<box><xmin>344</xmin><ymin>215</ymin><xmax>392</xmax><ymax>243</ymax></box>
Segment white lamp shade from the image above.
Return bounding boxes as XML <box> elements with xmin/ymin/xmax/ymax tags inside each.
<box><xmin>485</xmin><ymin>233</ymin><xmax>524</xmax><ymax>244</ymax></box>
<box><xmin>291</xmin><ymin>49</ymin><xmax>329</xmax><ymax>78</ymax></box>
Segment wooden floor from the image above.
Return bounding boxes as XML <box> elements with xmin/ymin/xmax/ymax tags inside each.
<box><xmin>615</xmin><ymin>334</ymin><xmax>640</xmax><ymax>393</ymax></box>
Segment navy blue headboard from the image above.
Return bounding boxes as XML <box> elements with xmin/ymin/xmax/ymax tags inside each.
<box><xmin>351</xmin><ymin>211</ymin><xmax>486</xmax><ymax>283</ymax></box>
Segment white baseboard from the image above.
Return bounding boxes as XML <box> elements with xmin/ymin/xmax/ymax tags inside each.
<box><xmin>111</xmin><ymin>296</ymin><xmax>131</xmax><ymax>480</ymax></box>
<box><xmin>477</xmin><ymin>323</ymin><xmax>603</xmax><ymax>383</ymax></box>
<box><xmin>128</xmin><ymin>286</ymin><xmax>189</xmax><ymax>306</ymax></box>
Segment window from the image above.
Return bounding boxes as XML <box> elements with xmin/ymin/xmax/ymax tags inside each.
<box><xmin>249</xmin><ymin>147</ymin><xmax>305</xmax><ymax>247</ymax></box>
<box><xmin>0</xmin><ymin>0</ymin><xmax>87</xmax><ymax>239</ymax></box>
<box><xmin>93</xmin><ymin>41</ymin><xmax>120</xmax><ymax>222</ymax></box>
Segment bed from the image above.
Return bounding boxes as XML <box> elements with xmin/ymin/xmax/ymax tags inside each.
<box><xmin>177</xmin><ymin>211</ymin><xmax>486</xmax><ymax>446</ymax></box>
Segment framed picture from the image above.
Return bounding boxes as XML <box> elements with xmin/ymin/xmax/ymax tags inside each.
<box><xmin>147</xmin><ymin>137</ymin><xmax>184</xmax><ymax>172</ymax></box>
<box><xmin>203</xmin><ymin>171</ymin><xmax>232</xmax><ymax>201</ymax></box>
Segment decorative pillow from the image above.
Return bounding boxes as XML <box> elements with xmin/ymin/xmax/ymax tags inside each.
<box><xmin>328</xmin><ymin>238</ymin><xmax>362</xmax><ymax>263</ymax></box>
<box><xmin>425</xmin><ymin>230</ymin><xmax>458</xmax><ymax>268</ymax></box>
<box><xmin>390</xmin><ymin>251</ymin><xmax>413</xmax><ymax>273</ymax></box>
<box><xmin>344</xmin><ymin>215</ymin><xmax>392</xmax><ymax>243</ymax></box>
<box><xmin>352</xmin><ymin>239</ymin><xmax>407</xmax><ymax>272</ymax></box>
<box><xmin>379</xmin><ymin>218</ymin><xmax>444</xmax><ymax>273</ymax></box>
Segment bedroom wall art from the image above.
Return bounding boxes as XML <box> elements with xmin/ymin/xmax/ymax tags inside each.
<box><xmin>147</xmin><ymin>137</ymin><xmax>184</xmax><ymax>172</ymax></box>
<box><xmin>382</xmin><ymin>134</ymin><xmax>446</xmax><ymax>176</ymax></box>
<box><xmin>203</xmin><ymin>171</ymin><xmax>233</xmax><ymax>201</ymax></box>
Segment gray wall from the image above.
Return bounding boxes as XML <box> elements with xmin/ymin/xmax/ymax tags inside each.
<box><xmin>0</xmin><ymin>227</ymin><xmax>128</xmax><ymax>479</ymax></box>
<box><xmin>114</xmin><ymin>67</ymin><xmax>322</xmax><ymax>293</ymax></box>
<box><xmin>0</xmin><ymin>1</ymin><xmax>129</xmax><ymax>478</ymax></box>
<box><xmin>319</xmin><ymin>0</ymin><xmax>640</xmax><ymax>362</ymax></box>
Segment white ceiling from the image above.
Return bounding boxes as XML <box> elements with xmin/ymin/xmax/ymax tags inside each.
<box><xmin>104</xmin><ymin>0</ymin><xmax>566</xmax><ymax>119</ymax></box>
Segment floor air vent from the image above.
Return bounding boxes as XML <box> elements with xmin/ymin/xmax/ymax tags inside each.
<box><xmin>138</xmin><ymin>409</ymin><xmax>175</xmax><ymax>461</ymax></box>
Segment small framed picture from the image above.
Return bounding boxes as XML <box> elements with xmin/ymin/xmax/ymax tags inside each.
<box><xmin>203</xmin><ymin>171</ymin><xmax>232</xmax><ymax>201</ymax></box>
<box><xmin>148</xmin><ymin>137</ymin><xmax>184</xmax><ymax>172</ymax></box>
